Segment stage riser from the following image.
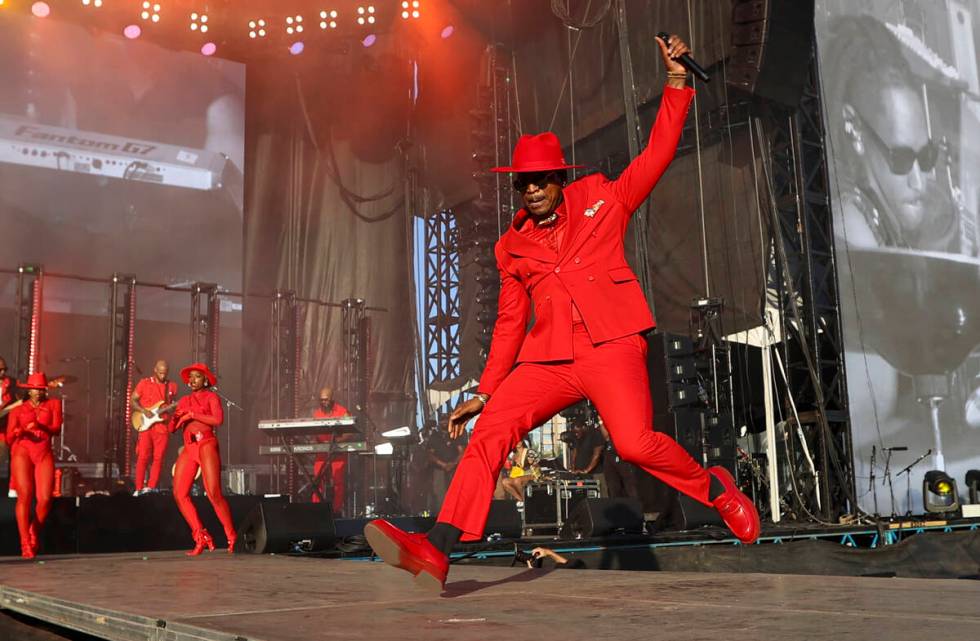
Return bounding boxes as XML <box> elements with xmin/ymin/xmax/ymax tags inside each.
<box><xmin>0</xmin><ymin>495</ymin><xmax>282</xmax><ymax>555</ymax></box>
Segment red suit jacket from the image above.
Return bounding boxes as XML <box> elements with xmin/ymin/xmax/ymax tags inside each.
<box><xmin>478</xmin><ymin>85</ymin><xmax>694</xmax><ymax>396</ymax></box>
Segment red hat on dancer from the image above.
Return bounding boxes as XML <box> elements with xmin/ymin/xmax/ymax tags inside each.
<box><xmin>490</xmin><ymin>132</ymin><xmax>583</xmax><ymax>174</ymax></box>
<box><xmin>180</xmin><ymin>363</ymin><xmax>217</xmax><ymax>387</ymax></box>
<box><xmin>18</xmin><ymin>372</ymin><xmax>49</xmax><ymax>390</ymax></box>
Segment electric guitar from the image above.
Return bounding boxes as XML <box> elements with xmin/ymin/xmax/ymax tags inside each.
<box><xmin>131</xmin><ymin>400</ymin><xmax>179</xmax><ymax>432</ymax></box>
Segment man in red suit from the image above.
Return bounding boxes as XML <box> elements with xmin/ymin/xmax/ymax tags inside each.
<box><xmin>131</xmin><ymin>360</ymin><xmax>178</xmax><ymax>494</ymax></box>
<box><xmin>365</xmin><ymin>34</ymin><xmax>760</xmax><ymax>591</ymax></box>
<box><xmin>310</xmin><ymin>386</ymin><xmax>351</xmax><ymax>512</ymax></box>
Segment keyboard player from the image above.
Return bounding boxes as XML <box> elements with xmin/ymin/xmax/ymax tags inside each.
<box><xmin>311</xmin><ymin>386</ymin><xmax>352</xmax><ymax>513</ymax></box>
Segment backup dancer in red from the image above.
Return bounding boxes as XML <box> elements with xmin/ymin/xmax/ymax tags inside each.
<box><xmin>170</xmin><ymin>363</ymin><xmax>236</xmax><ymax>555</ymax></box>
<box><xmin>6</xmin><ymin>372</ymin><xmax>62</xmax><ymax>559</ymax></box>
<box><xmin>365</xmin><ymin>35</ymin><xmax>760</xmax><ymax>591</ymax></box>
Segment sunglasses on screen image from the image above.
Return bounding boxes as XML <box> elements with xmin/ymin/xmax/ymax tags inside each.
<box><xmin>857</xmin><ymin>113</ymin><xmax>938</xmax><ymax>175</ymax></box>
<box><xmin>513</xmin><ymin>171</ymin><xmax>560</xmax><ymax>193</ymax></box>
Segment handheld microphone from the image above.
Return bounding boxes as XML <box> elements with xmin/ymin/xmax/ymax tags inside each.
<box><xmin>657</xmin><ymin>32</ymin><xmax>710</xmax><ymax>82</ymax></box>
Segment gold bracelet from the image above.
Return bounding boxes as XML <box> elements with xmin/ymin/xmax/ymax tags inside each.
<box><xmin>667</xmin><ymin>71</ymin><xmax>688</xmax><ymax>79</ymax></box>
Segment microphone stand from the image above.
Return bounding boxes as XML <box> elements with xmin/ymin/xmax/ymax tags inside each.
<box><xmin>211</xmin><ymin>387</ymin><xmax>244</xmax><ymax>468</ymax></box>
<box><xmin>898</xmin><ymin>448</ymin><xmax>932</xmax><ymax>517</ymax></box>
<box><xmin>869</xmin><ymin>445</ymin><xmax>878</xmax><ymax>518</ymax></box>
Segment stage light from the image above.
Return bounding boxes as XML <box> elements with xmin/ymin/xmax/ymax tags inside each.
<box><xmin>923</xmin><ymin>470</ymin><xmax>960</xmax><ymax>514</ymax></box>
<box><xmin>32</xmin><ymin>2</ymin><xmax>50</xmax><ymax>17</ymax></box>
<box><xmin>374</xmin><ymin>442</ymin><xmax>394</xmax><ymax>456</ymax></box>
<box><xmin>190</xmin><ymin>12</ymin><xmax>208</xmax><ymax>33</ymax></box>
<box><xmin>81</xmin><ymin>0</ymin><xmax>104</xmax><ymax>7</ymax></box>
<box><xmin>400</xmin><ymin>1</ymin><xmax>420</xmax><ymax>19</ymax></box>
<box><xmin>441</xmin><ymin>25</ymin><xmax>454</xmax><ymax>39</ymax></box>
<box><xmin>381</xmin><ymin>426</ymin><xmax>412</xmax><ymax>438</ymax></box>
<box><xmin>285</xmin><ymin>14</ymin><xmax>304</xmax><ymax>35</ymax></box>
<box><xmin>362</xmin><ymin>33</ymin><xmax>376</xmax><ymax>47</ymax></box>
<box><xmin>201</xmin><ymin>42</ymin><xmax>216</xmax><ymax>56</ymax></box>
<box><xmin>289</xmin><ymin>41</ymin><xmax>304</xmax><ymax>55</ymax></box>
<box><xmin>319</xmin><ymin>9</ymin><xmax>338</xmax><ymax>29</ymax></box>
<box><xmin>123</xmin><ymin>24</ymin><xmax>141</xmax><ymax>38</ymax></box>
<box><xmin>356</xmin><ymin>5</ymin><xmax>375</xmax><ymax>25</ymax></box>
<box><xmin>248</xmin><ymin>19</ymin><xmax>267</xmax><ymax>39</ymax></box>
<box><xmin>140</xmin><ymin>1</ymin><xmax>160</xmax><ymax>22</ymax></box>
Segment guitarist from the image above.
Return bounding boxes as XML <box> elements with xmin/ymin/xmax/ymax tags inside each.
<box><xmin>131</xmin><ymin>360</ymin><xmax>178</xmax><ymax>494</ymax></box>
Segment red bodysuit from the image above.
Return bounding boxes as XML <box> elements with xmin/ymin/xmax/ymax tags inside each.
<box><xmin>6</xmin><ymin>397</ymin><xmax>62</xmax><ymax>557</ymax></box>
<box><xmin>311</xmin><ymin>403</ymin><xmax>350</xmax><ymax>512</ymax></box>
<box><xmin>169</xmin><ymin>388</ymin><xmax>236</xmax><ymax>551</ymax></box>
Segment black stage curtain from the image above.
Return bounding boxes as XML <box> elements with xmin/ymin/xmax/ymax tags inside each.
<box><xmin>242</xmin><ymin>59</ymin><xmax>417</xmax><ymax>460</ymax></box>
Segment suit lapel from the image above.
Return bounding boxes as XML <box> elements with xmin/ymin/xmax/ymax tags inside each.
<box><xmin>499</xmin><ymin>210</ymin><xmax>558</xmax><ymax>264</ymax></box>
<box><xmin>561</xmin><ymin>184</ymin><xmax>611</xmax><ymax>260</ymax></box>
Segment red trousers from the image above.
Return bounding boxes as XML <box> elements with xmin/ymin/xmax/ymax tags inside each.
<box><xmin>10</xmin><ymin>441</ymin><xmax>55</xmax><ymax>549</ymax></box>
<box><xmin>134</xmin><ymin>425</ymin><xmax>169</xmax><ymax>490</ymax></box>
<box><xmin>439</xmin><ymin>325</ymin><xmax>712</xmax><ymax>541</ymax></box>
<box><xmin>312</xmin><ymin>455</ymin><xmax>346</xmax><ymax>512</ymax></box>
<box><xmin>172</xmin><ymin>436</ymin><xmax>235</xmax><ymax>542</ymax></box>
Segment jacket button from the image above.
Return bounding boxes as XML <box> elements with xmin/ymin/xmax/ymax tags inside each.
<box><xmin>574</xmin><ymin>257</ymin><xmax>581</xmax><ymax>264</ymax></box>
<box><xmin>554</xmin><ymin>267</ymin><xmax>560</xmax><ymax>273</ymax></box>
<box><xmin>588</xmin><ymin>275</ymin><xmax>595</xmax><ymax>281</ymax></box>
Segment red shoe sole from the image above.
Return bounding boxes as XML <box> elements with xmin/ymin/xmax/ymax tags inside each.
<box><xmin>364</xmin><ymin>522</ymin><xmax>445</xmax><ymax>594</ymax></box>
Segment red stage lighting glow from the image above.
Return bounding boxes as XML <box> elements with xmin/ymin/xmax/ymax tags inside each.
<box><xmin>124</xmin><ymin>24</ymin><xmax>141</xmax><ymax>38</ymax></box>
<box><xmin>400</xmin><ymin>1</ymin><xmax>420</xmax><ymax>19</ymax></box>
<box><xmin>32</xmin><ymin>2</ymin><xmax>51</xmax><ymax>18</ymax></box>
<box><xmin>81</xmin><ymin>0</ymin><xmax>104</xmax><ymax>7</ymax></box>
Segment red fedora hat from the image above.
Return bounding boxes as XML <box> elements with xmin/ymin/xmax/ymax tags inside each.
<box><xmin>491</xmin><ymin>132</ymin><xmax>583</xmax><ymax>174</ymax></box>
<box><xmin>18</xmin><ymin>372</ymin><xmax>49</xmax><ymax>390</ymax></box>
<box><xmin>180</xmin><ymin>363</ymin><xmax>217</xmax><ymax>387</ymax></box>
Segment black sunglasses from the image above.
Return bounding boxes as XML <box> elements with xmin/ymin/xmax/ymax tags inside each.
<box><xmin>513</xmin><ymin>171</ymin><xmax>560</xmax><ymax>193</ymax></box>
<box><xmin>858</xmin><ymin>113</ymin><xmax>937</xmax><ymax>175</ymax></box>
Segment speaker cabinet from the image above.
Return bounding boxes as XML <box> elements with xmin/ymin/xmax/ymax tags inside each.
<box><xmin>560</xmin><ymin>498</ymin><xmax>644</xmax><ymax>539</ymax></box>
<box><xmin>484</xmin><ymin>499</ymin><xmax>522</xmax><ymax>539</ymax></box>
<box><xmin>728</xmin><ymin>0</ymin><xmax>815</xmax><ymax>108</ymax></box>
<box><xmin>237</xmin><ymin>501</ymin><xmax>336</xmax><ymax>554</ymax></box>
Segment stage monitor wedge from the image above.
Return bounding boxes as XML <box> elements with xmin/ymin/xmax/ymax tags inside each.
<box><xmin>237</xmin><ymin>501</ymin><xmax>336</xmax><ymax>554</ymax></box>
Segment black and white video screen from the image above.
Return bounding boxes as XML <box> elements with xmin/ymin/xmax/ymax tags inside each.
<box><xmin>0</xmin><ymin>13</ymin><xmax>245</xmax><ymax>318</ymax></box>
<box><xmin>817</xmin><ymin>0</ymin><xmax>980</xmax><ymax>515</ymax></box>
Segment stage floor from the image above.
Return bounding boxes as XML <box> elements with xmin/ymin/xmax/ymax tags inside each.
<box><xmin>1</xmin><ymin>552</ymin><xmax>978</xmax><ymax>641</ymax></box>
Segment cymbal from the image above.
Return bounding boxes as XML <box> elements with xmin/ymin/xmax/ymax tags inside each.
<box><xmin>48</xmin><ymin>375</ymin><xmax>79</xmax><ymax>387</ymax></box>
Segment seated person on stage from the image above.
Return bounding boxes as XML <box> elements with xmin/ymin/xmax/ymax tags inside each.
<box><xmin>566</xmin><ymin>421</ymin><xmax>604</xmax><ymax>477</ymax></box>
<box><xmin>500</xmin><ymin>439</ymin><xmax>541</xmax><ymax>503</ymax></box>
<box><xmin>425</xmin><ymin>417</ymin><xmax>466</xmax><ymax>512</ymax></box>
<box><xmin>311</xmin><ymin>386</ymin><xmax>351</xmax><ymax>512</ymax></box>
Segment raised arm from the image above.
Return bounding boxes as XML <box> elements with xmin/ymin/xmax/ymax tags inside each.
<box><xmin>609</xmin><ymin>35</ymin><xmax>695</xmax><ymax>214</ymax></box>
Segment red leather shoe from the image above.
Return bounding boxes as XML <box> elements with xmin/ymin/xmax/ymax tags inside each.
<box><xmin>710</xmin><ymin>466</ymin><xmax>761</xmax><ymax>544</ymax></box>
<box><xmin>21</xmin><ymin>542</ymin><xmax>36</xmax><ymax>560</ymax></box>
<box><xmin>364</xmin><ymin>519</ymin><xmax>449</xmax><ymax>593</ymax></box>
<box><xmin>186</xmin><ymin>529</ymin><xmax>216</xmax><ymax>556</ymax></box>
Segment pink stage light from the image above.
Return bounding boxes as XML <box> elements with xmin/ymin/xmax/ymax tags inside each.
<box><xmin>201</xmin><ymin>42</ymin><xmax>217</xmax><ymax>56</ymax></box>
<box><xmin>31</xmin><ymin>2</ymin><xmax>51</xmax><ymax>18</ymax></box>
<box><xmin>289</xmin><ymin>41</ymin><xmax>304</xmax><ymax>55</ymax></box>
<box><xmin>123</xmin><ymin>24</ymin><xmax>142</xmax><ymax>39</ymax></box>
<box><xmin>362</xmin><ymin>34</ymin><xmax>376</xmax><ymax>47</ymax></box>
<box><xmin>441</xmin><ymin>25</ymin><xmax>455</xmax><ymax>39</ymax></box>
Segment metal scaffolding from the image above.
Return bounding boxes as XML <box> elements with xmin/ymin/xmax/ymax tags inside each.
<box><xmin>191</xmin><ymin>282</ymin><xmax>220</xmax><ymax>373</ymax></box>
<box><xmin>270</xmin><ymin>289</ymin><xmax>300</xmax><ymax>420</ymax></box>
<box><xmin>104</xmin><ymin>274</ymin><xmax>136</xmax><ymax>482</ymax></box>
<box><xmin>341</xmin><ymin>298</ymin><xmax>369</xmax><ymax>413</ymax></box>
<box><xmin>14</xmin><ymin>264</ymin><xmax>43</xmax><ymax>380</ymax></box>
<box><xmin>423</xmin><ymin>209</ymin><xmax>462</xmax><ymax>386</ymax></box>
<box><xmin>759</xmin><ymin>61</ymin><xmax>854</xmax><ymax>520</ymax></box>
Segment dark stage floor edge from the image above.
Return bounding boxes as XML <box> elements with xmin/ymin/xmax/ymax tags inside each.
<box><xmin>2</xmin><ymin>552</ymin><xmax>980</xmax><ymax>641</ymax></box>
